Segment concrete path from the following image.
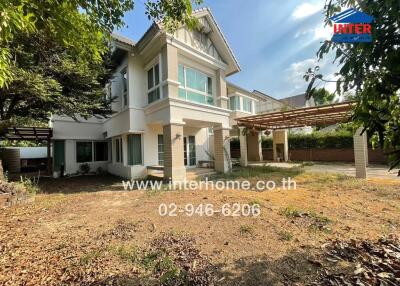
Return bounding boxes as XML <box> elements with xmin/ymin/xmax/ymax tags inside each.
<box><xmin>248</xmin><ymin>162</ymin><xmax>400</xmax><ymax>181</ymax></box>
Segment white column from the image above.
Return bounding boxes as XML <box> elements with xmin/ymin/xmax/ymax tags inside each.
<box><xmin>239</xmin><ymin>127</ymin><xmax>248</xmax><ymax>166</ymax></box>
<box><xmin>353</xmin><ymin>127</ymin><xmax>368</xmax><ymax>178</ymax></box>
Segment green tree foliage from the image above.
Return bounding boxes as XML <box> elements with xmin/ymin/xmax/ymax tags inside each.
<box><xmin>304</xmin><ymin>0</ymin><xmax>400</xmax><ymax>171</ymax></box>
<box><xmin>310</xmin><ymin>88</ymin><xmax>335</xmax><ymax>106</ymax></box>
<box><xmin>0</xmin><ymin>0</ymin><xmax>202</xmax><ymax>128</ymax></box>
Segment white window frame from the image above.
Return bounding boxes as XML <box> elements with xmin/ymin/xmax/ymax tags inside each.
<box><xmin>242</xmin><ymin>97</ymin><xmax>253</xmax><ymax>114</ymax></box>
<box><xmin>178</xmin><ymin>64</ymin><xmax>214</xmax><ymax>105</ymax></box>
<box><xmin>76</xmin><ymin>140</ymin><xmax>109</xmax><ymax>163</ymax></box>
<box><xmin>127</xmin><ymin>133</ymin><xmax>143</xmax><ymax>166</ymax></box>
<box><xmin>121</xmin><ymin>68</ymin><xmax>128</xmax><ymax>107</ymax></box>
<box><xmin>229</xmin><ymin>95</ymin><xmax>241</xmax><ymax>111</ymax></box>
<box><xmin>146</xmin><ymin>56</ymin><xmax>162</xmax><ymax>104</ymax></box>
<box><xmin>114</xmin><ymin>137</ymin><xmax>123</xmax><ymax>164</ymax></box>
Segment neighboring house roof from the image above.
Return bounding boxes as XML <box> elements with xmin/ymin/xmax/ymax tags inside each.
<box><xmin>227</xmin><ymin>82</ymin><xmax>283</xmax><ymax>103</ymax></box>
<box><xmin>279</xmin><ymin>93</ymin><xmax>314</xmax><ymax>108</ymax></box>
<box><xmin>252</xmin><ymin>90</ymin><xmax>282</xmax><ymax>104</ymax></box>
<box><xmin>112</xmin><ymin>33</ymin><xmax>136</xmax><ymax>47</ymax></box>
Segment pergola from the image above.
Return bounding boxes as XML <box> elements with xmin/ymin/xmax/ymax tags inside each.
<box><xmin>0</xmin><ymin>127</ymin><xmax>53</xmax><ymax>174</ymax></box>
<box><xmin>236</xmin><ymin>101</ymin><xmax>355</xmax><ymax>130</ymax></box>
<box><xmin>234</xmin><ymin>101</ymin><xmax>369</xmax><ymax>178</ymax></box>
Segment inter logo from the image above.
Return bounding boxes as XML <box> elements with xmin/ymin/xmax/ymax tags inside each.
<box><xmin>330</xmin><ymin>8</ymin><xmax>374</xmax><ymax>43</ymax></box>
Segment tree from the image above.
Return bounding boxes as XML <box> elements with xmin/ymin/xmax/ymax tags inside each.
<box><xmin>0</xmin><ymin>0</ymin><xmax>202</xmax><ymax>128</ymax></box>
<box><xmin>310</xmin><ymin>88</ymin><xmax>335</xmax><ymax>106</ymax></box>
<box><xmin>304</xmin><ymin>0</ymin><xmax>400</xmax><ymax>171</ymax></box>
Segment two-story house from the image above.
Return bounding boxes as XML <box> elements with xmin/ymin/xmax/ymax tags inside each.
<box><xmin>50</xmin><ymin>8</ymin><xmax>283</xmax><ymax>181</ymax></box>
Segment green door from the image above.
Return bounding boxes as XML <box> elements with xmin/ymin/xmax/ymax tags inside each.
<box><xmin>53</xmin><ymin>140</ymin><xmax>65</xmax><ymax>172</ymax></box>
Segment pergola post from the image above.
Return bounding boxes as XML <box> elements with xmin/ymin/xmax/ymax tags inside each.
<box><xmin>238</xmin><ymin>127</ymin><xmax>248</xmax><ymax>166</ymax></box>
<box><xmin>214</xmin><ymin>126</ymin><xmax>231</xmax><ymax>173</ymax></box>
<box><xmin>247</xmin><ymin>131</ymin><xmax>263</xmax><ymax>162</ymax></box>
<box><xmin>273</xmin><ymin>129</ymin><xmax>288</xmax><ymax>162</ymax></box>
<box><xmin>353</xmin><ymin>127</ymin><xmax>368</xmax><ymax>178</ymax></box>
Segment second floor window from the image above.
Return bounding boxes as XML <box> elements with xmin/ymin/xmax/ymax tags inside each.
<box><xmin>243</xmin><ymin>97</ymin><xmax>253</xmax><ymax>113</ymax></box>
<box><xmin>178</xmin><ymin>64</ymin><xmax>214</xmax><ymax>105</ymax></box>
<box><xmin>121</xmin><ymin>69</ymin><xmax>128</xmax><ymax>106</ymax></box>
<box><xmin>147</xmin><ymin>64</ymin><xmax>160</xmax><ymax>104</ymax></box>
<box><xmin>229</xmin><ymin>96</ymin><xmax>240</xmax><ymax>111</ymax></box>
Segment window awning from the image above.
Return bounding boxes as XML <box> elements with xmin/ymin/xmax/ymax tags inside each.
<box><xmin>0</xmin><ymin>127</ymin><xmax>53</xmax><ymax>141</ymax></box>
<box><xmin>236</xmin><ymin>101</ymin><xmax>355</xmax><ymax>130</ymax></box>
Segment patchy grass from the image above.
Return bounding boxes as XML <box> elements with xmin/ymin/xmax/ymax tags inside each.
<box><xmin>1</xmin><ymin>173</ymin><xmax>399</xmax><ymax>285</ymax></box>
<box><xmin>280</xmin><ymin>206</ymin><xmax>332</xmax><ymax>233</ymax></box>
<box><xmin>213</xmin><ymin>165</ymin><xmax>303</xmax><ymax>181</ymax></box>
<box><xmin>277</xmin><ymin>231</ymin><xmax>294</xmax><ymax>241</ymax></box>
<box><xmin>80</xmin><ymin>249</ymin><xmax>103</xmax><ymax>265</ymax></box>
<box><xmin>239</xmin><ymin>224</ymin><xmax>254</xmax><ymax>236</ymax></box>
<box><xmin>114</xmin><ymin>245</ymin><xmax>138</xmax><ymax>262</ymax></box>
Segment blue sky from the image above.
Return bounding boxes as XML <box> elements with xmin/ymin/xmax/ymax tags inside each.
<box><xmin>117</xmin><ymin>0</ymin><xmax>339</xmax><ymax>99</ymax></box>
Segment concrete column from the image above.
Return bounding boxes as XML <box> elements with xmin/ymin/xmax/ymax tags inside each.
<box><xmin>239</xmin><ymin>127</ymin><xmax>248</xmax><ymax>166</ymax></box>
<box><xmin>247</xmin><ymin>131</ymin><xmax>263</xmax><ymax>162</ymax></box>
<box><xmin>163</xmin><ymin>123</ymin><xmax>186</xmax><ymax>182</ymax></box>
<box><xmin>161</xmin><ymin>44</ymin><xmax>179</xmax><ymax>98</ymax></box>
<box><xmin>214</xmin><ymin>127</ymin><xmax>231</xmax><ymax>173</ymax></box>
<box><xmin>353</xmin><ymin>127</ymin><xmax>368</xmax><ymax>178</ymax></box>
<box><xmin>272</xmin><ymin>129</ymin><xmax>288</xmax><ymax>162</ymax></box>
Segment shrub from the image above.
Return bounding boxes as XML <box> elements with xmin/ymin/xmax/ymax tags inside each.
<box><xmin>79</xmin><ymin>163</ymin><xmax>90</xmax><ymax>174</ymax></box>
<box><xmin>18</xmin><ymin>177</ymin><xmax>40</xmax><ymax>194</ymax></box>
<box><xmin>261</xmin><ymin>130</ymin><xmax>356</xmax><ymax>149</ymax></box>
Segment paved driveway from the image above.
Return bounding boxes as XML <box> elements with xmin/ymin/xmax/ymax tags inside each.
<box><xmin>249</xmin><ymin>162</ymin><xmax>400</xmax><ymax>181</ymax></box>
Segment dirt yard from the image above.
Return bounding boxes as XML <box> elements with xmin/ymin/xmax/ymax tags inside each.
<box><xmin>0</xmin><ymin>167</ymin><xmax>399</xmax><ymax>285</ymax></box>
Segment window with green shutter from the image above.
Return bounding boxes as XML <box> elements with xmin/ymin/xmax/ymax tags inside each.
<box><xmin>127</xmin><ymin>134</ymin><xmax>142</xmax><ymax>165</ymax></box>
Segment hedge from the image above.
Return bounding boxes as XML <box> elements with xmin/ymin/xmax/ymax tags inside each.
<box><xmin>230</xmin><ymin>131</ymin><xmax>358</xmax><ymax>149</ymax></box>
<box><xmin>262</xmin><ymin>131</ymin><xmax>355</xmax><ymax>149</ymax></box>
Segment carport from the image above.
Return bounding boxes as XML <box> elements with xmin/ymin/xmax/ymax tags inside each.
<box><xmin>235</xmin><ymin>101</ymin><xmax>370</xmax><ymax>178</ymax></box>
<box><xmin>0</xmin><ymin>127</ymin><xmax>53</xmax><ymax>175</ymax></box>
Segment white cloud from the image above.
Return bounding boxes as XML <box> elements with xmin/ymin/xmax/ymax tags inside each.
<box><xmin>291</xmin><ymin>2</ymin><xmax>322</xmax><ymax>19</ymax></box>
<box><xmin>313</xmin><ymin>26</ymin><xmax>332</xmax><ymax>40</ymax></box>
<box><xmin>294</xmin><ymin>25</ymin><xmax>332</xmax><ymax>41</ymax></box>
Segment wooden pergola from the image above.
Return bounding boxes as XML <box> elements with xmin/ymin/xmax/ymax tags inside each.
<box><xmin>234</xmin><ymin>101</ymin><xmax>370</xmax><ymax>178</ymax></box>
<box><xmin>236</xmin><ymin>101</ymin><xmax>355</xmax><ymax>130</ymax></box>
<box><xmin>0</xmin><ymin>127</ymin><xmax>53</xmax><ymax>174</ymax></box>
